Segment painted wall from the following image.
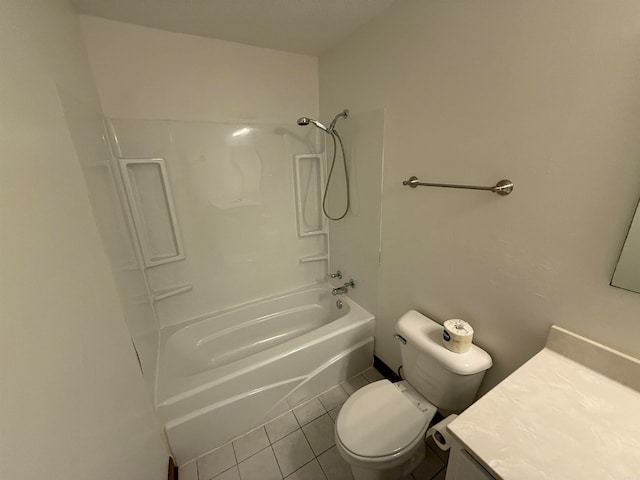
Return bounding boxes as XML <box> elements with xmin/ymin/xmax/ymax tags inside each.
<box><xmin>0</xmin><ymin>1</ymin><xmax>168</xmax><ymax>478</ymax></box>
<box><xmin>79</xmin><ymin>15</ymin><xmax>319</xmax><ymax>124</ymax></box>
<box><xmin>319</xmin><ymin>0</ymin><xmax>640</xmax><ymax>391</ymax></box>
<box><xmin>326</xmin><ymin>110</ymin><xmax>385</xmax><ymax>315</ymax></box>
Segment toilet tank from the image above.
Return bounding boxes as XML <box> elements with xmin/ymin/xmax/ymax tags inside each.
<box><xmin>395</xmin><ymin>310</ymin><xmax>492</xmax><ymax>414</ymax></box>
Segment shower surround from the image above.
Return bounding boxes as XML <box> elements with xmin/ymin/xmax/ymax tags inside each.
<box><xmin>104</xmin><ymin>118</ymin><xmax>375</xmax><ymax>463</ymax></box>
<box><xmin>107</xmin><ymin>118</ymin><xmax>328</xmax><ymax>327</ymax></box>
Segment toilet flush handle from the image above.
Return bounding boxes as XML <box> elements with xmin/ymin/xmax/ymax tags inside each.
<box><xmin>393</xmin><ymin>334</ymin><xmax>407</xmax><ymax>344</ymax></box>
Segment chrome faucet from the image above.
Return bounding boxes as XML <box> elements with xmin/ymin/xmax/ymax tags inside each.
<box><xmin>332</xmin><ymin>279</ymin><xmax>355</xmax><ymax>295</ymax></box>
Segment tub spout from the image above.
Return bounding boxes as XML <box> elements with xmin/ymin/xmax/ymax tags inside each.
<box><xmin>332</xmin><ymin>279</ymin><xmax>355</xmax><ymax>295</ymax></box>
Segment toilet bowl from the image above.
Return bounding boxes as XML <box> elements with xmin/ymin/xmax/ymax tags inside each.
<box><xmin>335</xmin><ymin>310</ymin><xmax>493</xmax><ymax>480</ymax></box>
<box><xmin>335</xmin><ymin>379</ymin><xmax>437</xmax><ymax>480</ymax></box>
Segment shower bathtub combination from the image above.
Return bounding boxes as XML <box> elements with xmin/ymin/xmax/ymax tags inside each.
<box><xmin>155</xmin><ymin>284</ymin><xmax>375</xmax><ymax>464</ymax></box>
<box><xmin>107</xmin><ymin>113</ymin><xmax>374</xmax><ymax>465</ymax></box>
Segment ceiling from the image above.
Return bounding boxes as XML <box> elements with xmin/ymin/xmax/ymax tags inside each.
<box><xmin>71</xmin><ymin>0</ymin><xmax>395</xmax><ymax>56</ymax></box>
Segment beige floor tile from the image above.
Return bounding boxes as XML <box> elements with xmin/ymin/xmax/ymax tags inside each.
<box><xmin>293</xmin><ymin>398</ymin><xmax>326</xmax><ymax>426</ymax></box>
<box><xmin>341</xmin><ymin>375</ymin><xmax>368</xmax><ymax>395</ymax></box>
<box><xmin>213</xmin><ymin>466</ymin><xmax>240</xmax><ymax>480</ymax></box>
<box><xmin>272</xmin><ymin>429</ymin><xmax>315</xmax><ymax>476</ymax></box>
<box><xmin>302</xmin><ymin>413</ymin><xmax>335</xmax><ymax>456</ymax></box>
<box><xmin>362</xmin><ymin>367</ymin><xmax>384</xmax><ymax>383</ymax></box>
<box><xmin>327</xmin><ymin>404</ymin><xmax>342</xmax><ymax>422</ymax></box>
<box><xmin>238</xmin><ymin>447</ymin><xmax>282</xmax><ymax>480</ymax></box>
<box><xmin>198</xmin><ymin>443</ymin><xmax>236</xmax><ymax>480</ymax></box>
<box><xmin>317</xmin><ymin>446</ymin><xmax>353</xmax><ymax>480</ymax></box>
<box><xmin>266</xmin><ymin>411</ymin><xmax>300</xmax><ymax>444</ymax></box>
<box><xmin>233</xmin><ymin>427</ymin><xmax>270</xmax><ymax>462</ymax></box>
<box><xmin>318</xmin><ymin>385</ymin><xmax>348</xmax><ymax>411</ymax></box>
<box><xmin>285</xmin><ymin>459</ymin><xmax>327</xmax><ymax>480</ymax></box>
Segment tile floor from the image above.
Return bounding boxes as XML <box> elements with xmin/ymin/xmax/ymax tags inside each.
<box><xmin>179</xmin><ymin>367</ymin><xmax>449</xmax><ymax>480</ymax></box>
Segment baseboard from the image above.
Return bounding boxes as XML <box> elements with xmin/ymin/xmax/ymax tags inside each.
<box><xmin>373</xmin><ymin>355</ymin><xmax>401</xmax><ymax>382</ymax></box>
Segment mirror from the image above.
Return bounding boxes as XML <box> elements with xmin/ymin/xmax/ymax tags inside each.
<box><xmin>611</xmin><ymin>198</ymin><xmax>640</xmax><ymax>293</ymax></box>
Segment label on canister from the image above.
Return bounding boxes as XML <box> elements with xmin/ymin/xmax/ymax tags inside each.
<box><xmin>442</xmin><ymin>319</ymin><xmax>473</xmax><ymax>354</ymax></box>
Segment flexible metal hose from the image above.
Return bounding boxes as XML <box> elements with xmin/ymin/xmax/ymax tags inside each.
<box><xmin>322</xmin><ymin>129</ymin><xmax>350</xmax><ymax>220</ymax></box>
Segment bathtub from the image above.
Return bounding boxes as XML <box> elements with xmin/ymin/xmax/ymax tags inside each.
<box><xmin>156</xmin><ymin>284</ymin><xmax>375</xmax><ymax>464</ymax></box>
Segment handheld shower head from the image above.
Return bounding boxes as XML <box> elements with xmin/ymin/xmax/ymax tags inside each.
<box><xmin>296</xmin><ymin>109</ymin><xmax>351</xmax><ymax>221</ymax></box>
<box><xmin>297</xmin><ymin>116</ymin><xmax>329</xmax><ymax>132</ymax></box>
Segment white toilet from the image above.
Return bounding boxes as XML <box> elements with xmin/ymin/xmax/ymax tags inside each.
<box><xmin>335</xmin><ymin>310</ymin><xmax>492</xmax><ymax>480</ymax></box>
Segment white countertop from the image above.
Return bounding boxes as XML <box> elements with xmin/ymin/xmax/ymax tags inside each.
<box><xmin>447</xmin><ymin>328</ymin><xmax>640</xmax><ymax>480</ymax></box>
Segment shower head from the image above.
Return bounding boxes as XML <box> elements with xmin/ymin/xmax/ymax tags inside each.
<box><xmin>297</xmin><ymin>109</ymin><xmax>349</xmax><ymax>133</ymax></box>
<box><xmin>297</xmin><ymin>116</ymin><xmax>329</xmax><ymax>132</ymax></box>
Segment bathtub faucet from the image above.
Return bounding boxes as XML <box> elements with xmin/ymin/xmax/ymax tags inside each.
<box><xmin>332</xmin><ymin>279</ymin><xmax>355</xmax><ymax>295</ymax></box>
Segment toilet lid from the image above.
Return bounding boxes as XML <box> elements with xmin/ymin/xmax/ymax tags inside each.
<box><xmin>336</xmin><ymin>380</ymin><xmax>431</xmax><ymax>458</ymax></box>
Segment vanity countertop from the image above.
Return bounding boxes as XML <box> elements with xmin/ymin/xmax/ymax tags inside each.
<box><xmin>447</xmin><ymin>327</ymin><xmax>640</xmax><ymax>480</ymax></box>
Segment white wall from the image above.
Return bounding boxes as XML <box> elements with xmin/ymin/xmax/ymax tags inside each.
<box><xmin>79</xmin><ymin>15</ymin><xmax>319</xmax><ymax>124</ymax></box>
<box><xmin>0</xmin><ymin>1</ymin><xmax>168</xmax><ymax>478</ymax></box>
<box><xmin>327</xmin><ymin>110</ymin><xmax>384</xmax><ymax>315</ymax></box>
<box><xmin>320</xmin><ymin>0</ymin><xmax>640</xmax><ymax>390</ymax></box>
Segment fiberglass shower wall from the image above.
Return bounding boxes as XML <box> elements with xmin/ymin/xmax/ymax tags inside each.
<box><xmin>58</xmin><ymin>91</ymin><xmax>159</xmax><ymax>400</ymax></box>
<box><xmin>107</xmin><ymin>119</ymin><xmax>327</xmax><ymax>328</ymax></box>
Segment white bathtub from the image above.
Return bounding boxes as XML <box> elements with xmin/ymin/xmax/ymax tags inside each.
<box><xmin>156</xmin><ymin>284</ymin><xmax>375</xmax><ymax>464</ymax></box>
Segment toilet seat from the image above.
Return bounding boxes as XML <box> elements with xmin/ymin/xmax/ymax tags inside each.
<box><xmin>335</xmin><ymin>380</ymin><xmax>436</xmax><ymax>461</ymax></box>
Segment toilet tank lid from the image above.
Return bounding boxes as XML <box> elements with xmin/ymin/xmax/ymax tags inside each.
<box><xmin>396</xmin><ymin>310</ymin><xmax>493</xmax><ymax>375</ymax></box>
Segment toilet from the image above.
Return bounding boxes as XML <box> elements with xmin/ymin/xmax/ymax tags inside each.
<box><xmin>335</xmin><ymin>310</ymin><xmax>492</xmax><ymax>480</ymax></box>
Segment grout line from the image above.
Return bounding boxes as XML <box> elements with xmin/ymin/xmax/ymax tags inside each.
<box><xmin>282</xmin><ymin>457</ymin><xmax>320</xmax><ymax>479</ymax></box>
<box><xmin>235</xmin><ymin>444</ymin><xmax>271</xmax><ymax>467</ymax></box>
<box><xmin>297</xmin><ymin>422</ymin><xmax>315</xmax><ymax>459</ymax></box>
<box><xmin>292</xmin><ymin>410</ymin><xmax>302</xmax><ymax>429</ymax></box>
<box><xmin>269</xmin><ymin>445</ymin><xmax>285</xmax><ymax>479</ymax></box>
<box><xmin>230</xmin><ymin>440</ymin><xmax>239</xmax><ymax>466</ymax></box>
<box><xmin>305</xmin><ymin>412</ymin><xmax>336</xmax><ymax>457</ymax></box>
<box><xmin>213</xmin><ymin>465</ymin><xmax>238</xmax><ymax>480</ymax></box>
<box><xmin>315</xmin><ymin>447</ymin><xmax>332</xmax><ymax>480</ymax></box>
<box><xmin>274</xmin><ymin>426</ymin><xmax>302</xmax><ymax>445</ymax></box>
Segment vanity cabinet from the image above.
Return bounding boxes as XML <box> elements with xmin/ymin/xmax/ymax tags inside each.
<box><xmin>445</xmin><ymin>442</ymin><xmax>495</xmax><ymax>480</ymax></box>
<box><xmin>443</xmin><ymin>326</ymin><xmax>640</xmax><ymax>480</ymax></box>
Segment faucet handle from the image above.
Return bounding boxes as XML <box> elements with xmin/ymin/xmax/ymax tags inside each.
<box><xmin>328</xmin><ymin>270</ymin><xmax>342</xmax><ymax>280</ymax></box>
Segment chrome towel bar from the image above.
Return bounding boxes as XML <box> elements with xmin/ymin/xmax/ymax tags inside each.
<box><xmin>402</xmin><ymin>176</ymin><xmax>514</xmax><ymax>196</ymax></box>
